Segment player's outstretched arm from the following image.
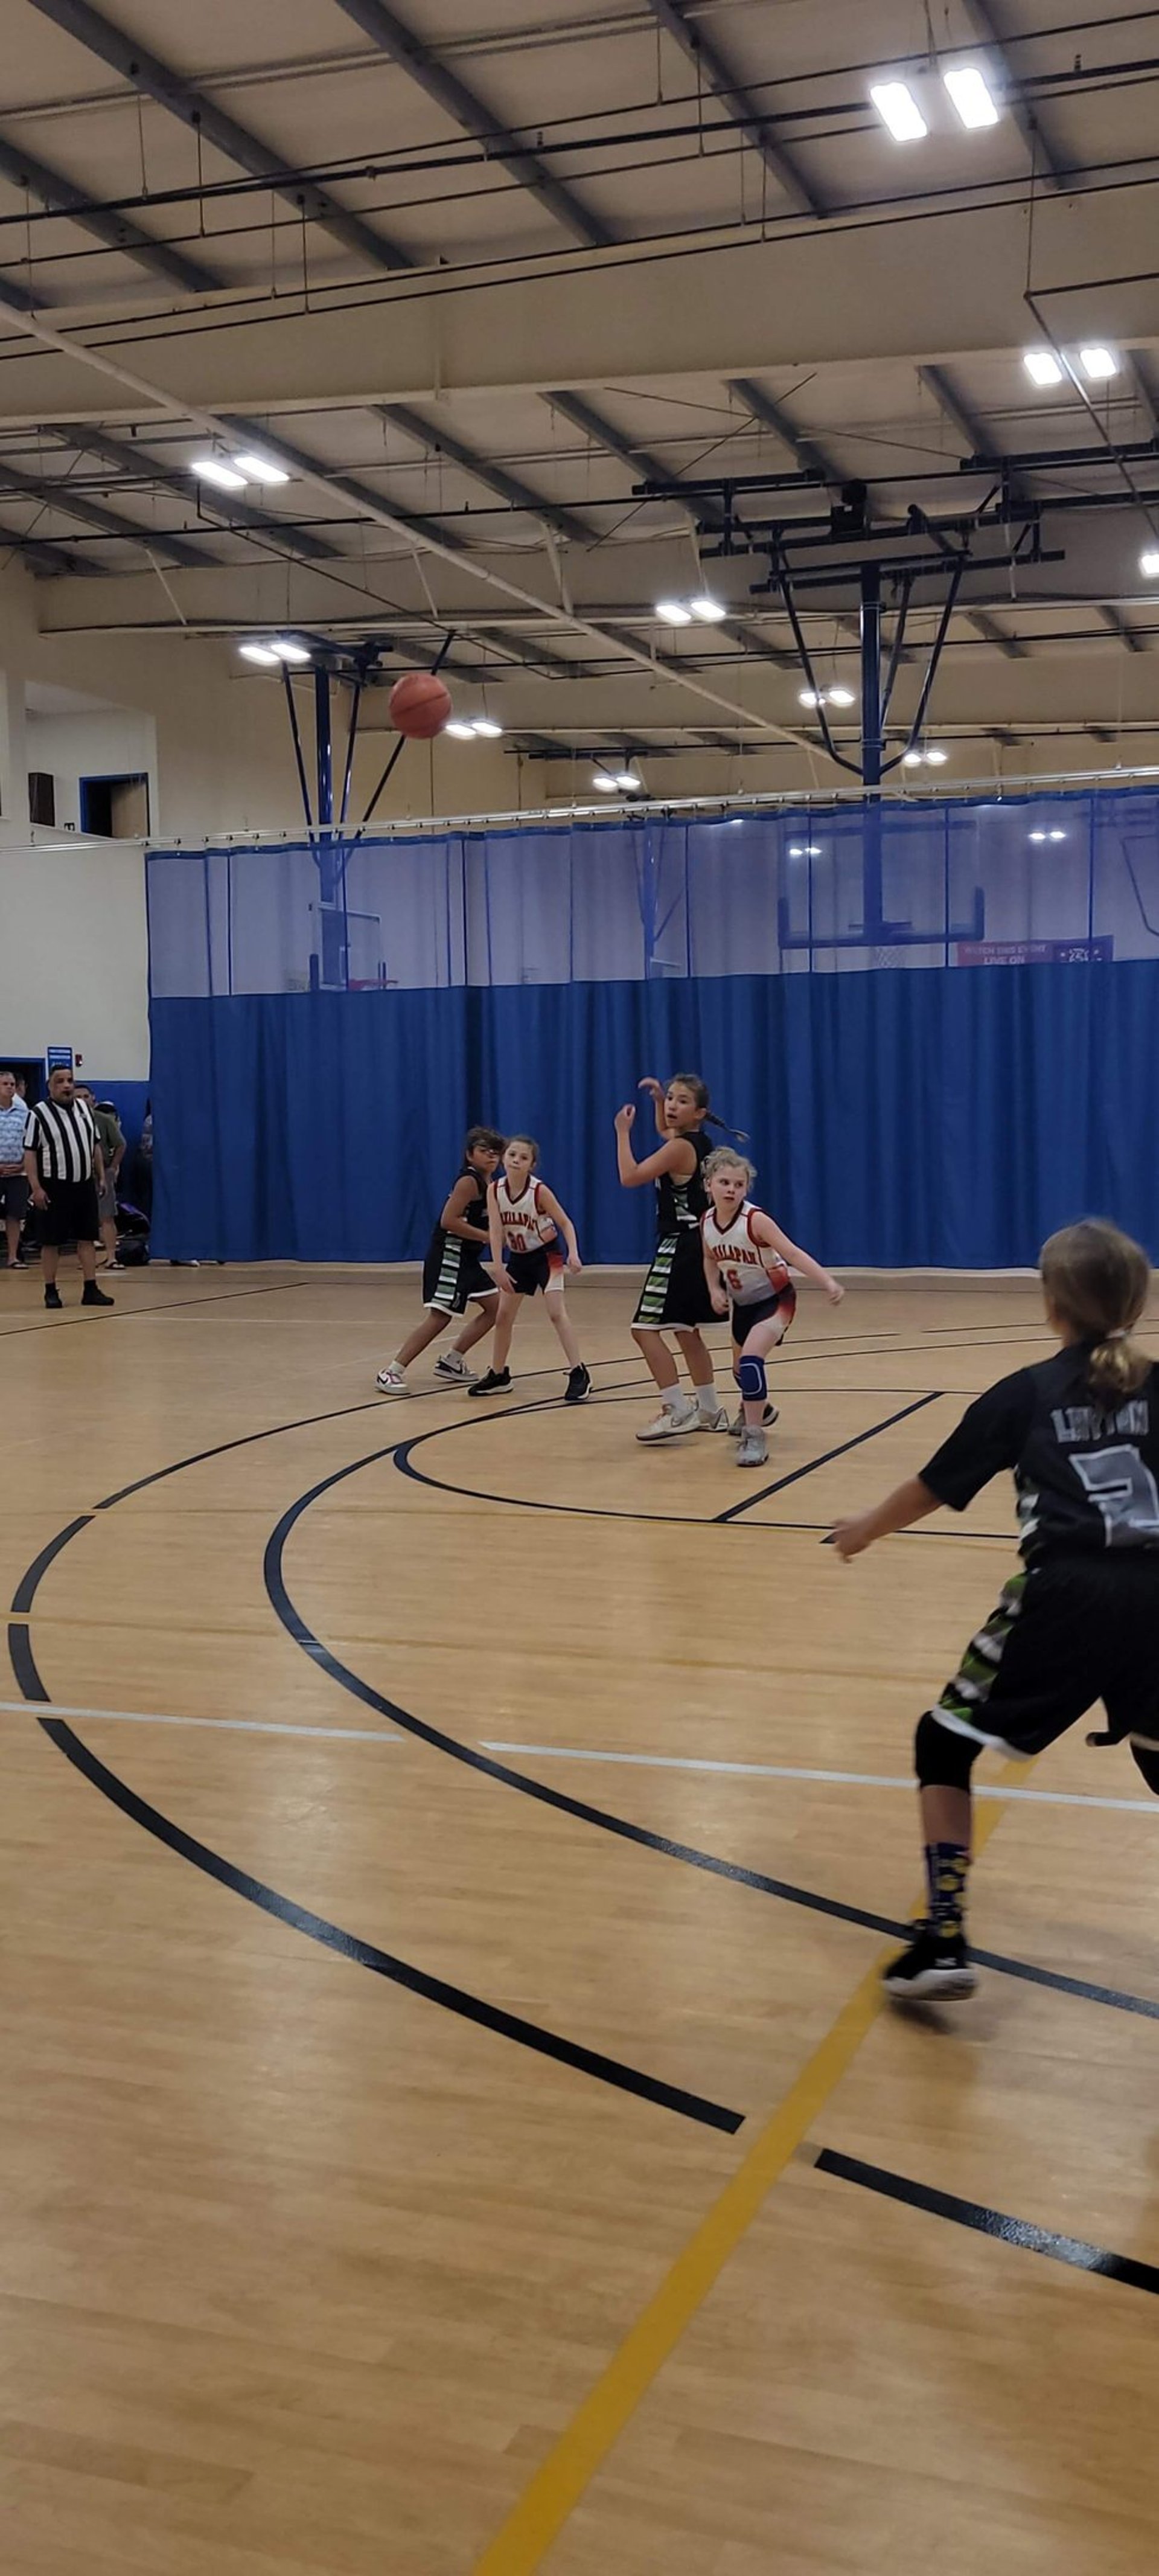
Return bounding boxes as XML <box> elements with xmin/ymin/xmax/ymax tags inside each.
<box><xmin>637</xmin><ymin>1077</ymin><xmax>667</xmax><ymax>1140</ymax></box>
<box><xmin>831</xmin><ymin>1476</ymin><xmax>939</xmax><ymax>1560</ymax></box>
<box><xmin>755</xmin><ymin>1211</ymin><xmax>843</xmax><ymax>1302</ymax></box>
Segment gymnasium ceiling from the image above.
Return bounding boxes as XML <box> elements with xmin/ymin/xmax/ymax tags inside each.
<box><xmin>2</xmin><ymin>0</ymin><xmax>1159</xmax><ymax>789</ymax></box>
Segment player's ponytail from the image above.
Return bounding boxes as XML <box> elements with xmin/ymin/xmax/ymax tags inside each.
<box><xmin>669</xmin><ymin>1071</ymin><xmax>750</xmax><ymax>1146</ymax></box>
<box><xmin>1039</xmin><ymin>1219</ymin><xmax>1152</xmax><ymax>1399</ymax></box>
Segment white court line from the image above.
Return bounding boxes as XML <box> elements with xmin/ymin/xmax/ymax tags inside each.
<box><xmin>481</xmin><ymin>1738</ymin><xmax>1159</xmax><ymax>1816</ymax></box>
<box><xmin>1</xmin><ymin>1700</ymin><xmax>1152</xmax><ymax>1813</ymax></box>
<box><xmin>0</xmin><ymin>1700</ymin><xmax>400</xmax><ymax>1744</ymax></box>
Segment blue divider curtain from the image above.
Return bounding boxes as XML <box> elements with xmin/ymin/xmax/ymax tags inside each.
<box><xmin>150</xmin><ymin>962</ymin><xmax>1159</xmax><ymax>1270</ymax></box>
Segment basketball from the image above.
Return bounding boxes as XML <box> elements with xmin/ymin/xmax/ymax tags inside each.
<box><xmin>389</xmin><ymin>670</ymin><xmax>453</xmax><ymax>740</ymax></box>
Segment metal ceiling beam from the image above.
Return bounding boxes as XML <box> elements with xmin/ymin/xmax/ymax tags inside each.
<box><xmin>918</xmin><ymin>364</ymin><xmax>1030</xmax><ymax>504</ymax></box>
<box><xmin>0</xmin><ymin>127</ymin><xmax>221</xmax><ymax>296</ymax></box>
<box><xmin>1099</xmin><ymin>603</ymin><xmax>1145</xmax><ymax>653</ymax></box>
<box><xmin>542</xmin><ymin>387</ymin><xmax>727</xmax><ymax>534</ymax></box>
<box><xmin>966</xmin><ymin>606</ymin><xmax>1027</xmax><ymax>661</ymax></box>
<box><xmin>0</xmin><ymin>453</ymin><xmax>209</xmax><ymax>565</ymax></box>
<box><xmin>642</xmin><ymin>0</ymin><xmax>825</xmax><ymax>219</ymax></box>
<box><xmin>24</xmin><ymin>0</ymin><xmax>411</xmax><ymax>274</ymax></box>
<box><xmin>377</xmin><ymin>403</ymin><xmax>596</xmax><ymax>546</ymax></box>
<box><xmin>0</xmin><ymin>516</ymin><xmax>94</xmax><ymax>575</ymax></box>
<box><xmin>332</xmin><ymin>0</ymin><xmax>613</xmax><ymax>249</ymax></box>
<box><xmin>57</xmin><ymin>424</ymin><xmax>338</xmax><ymax>564</ymax></box>
<box><xmin>960</xmin><ymin>2</ymin><xmax>1067</xmax><ymax>187</ymax></box>
<box><xmin>727</xmin><ymin>377</ymin><xmax>836</xmax><ymax>484</ymax></box>
<box><xmin>218</xmin><ymin>414</ymin><xmax>473</xmax><ymax>559</ymax></box>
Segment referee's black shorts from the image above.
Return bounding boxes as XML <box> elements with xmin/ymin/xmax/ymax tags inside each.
<box><xmin>37</xmin><ymin>1175</ymin><xmax>100</xmax><ymax>1248</ymax></box>
<box><xmin>930</xmin><ymin>1552</ymin><xmax>1159</xmax><ymax>1760</ymax></box>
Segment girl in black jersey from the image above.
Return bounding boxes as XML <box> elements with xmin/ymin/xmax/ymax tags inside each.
<box><xmin>832</xmin><ymin>1220</ymin><xmax>1159</xmax><ymax>2003</ymax></box>
<box><xmin>375</xmin><ymin>1126</ymin><xmax>504</xmax><ymax>1395</ymax></box>
<box><xmin>615</xmin><ymin>1072</ymin><xmax>734</xmax><ymax>1443</ymax></box>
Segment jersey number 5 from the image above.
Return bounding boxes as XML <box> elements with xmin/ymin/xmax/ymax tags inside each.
<box><xmin>1070</xmin><ymin>1444</ymin><xmax>1159</xmax><ymax>1546</ymax></box>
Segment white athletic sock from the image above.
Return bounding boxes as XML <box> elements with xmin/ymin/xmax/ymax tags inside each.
<box><xmin>662</xmin><ymin>1386</ymin><xmax>690</xmax><ymax>1413</ymax></box>
<box><xmin>696</xmin><ymin>1383</ymin><xmax>720</xmax><ymax>1417</ymax></box>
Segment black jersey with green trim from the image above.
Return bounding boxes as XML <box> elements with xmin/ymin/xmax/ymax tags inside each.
<box><xmin>920</xmin><ymin>1344</ymin><xmax>1159</xmax><ymax>1559</ymax></box>
<box><xmin>426</xmin><ymin>1164</ymin><xmax>488</xmax><ymax>1263</ymax></box>
<box><xmin>656</xmin><ymin>1130</ymin><xmax>710</xmax><ymax>1237</ymax></box>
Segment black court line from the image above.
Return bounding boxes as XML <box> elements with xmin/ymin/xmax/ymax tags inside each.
<box><xmin>814</xmin><ymin>2148</ymin><xmax>1159</xmax><ymax>2295</ymax></box>
<box><xmin>712</xmin><ymin>1394</ymin><xmax>942</xmax><ymax>1525</ymax></box>
<box><xmin>0</xmin><ymin>1280</ymin><xmax>311</xmax><ymax>1342</ymax></box>
<box><xmin>390</xmin><ymin>1386</ymin><xmax>948</xmax><ymax>1532</ymax></box>
<box><xmin>8</xmin><ymin>1544</ymin><xmax>738</xmax><ymax>2138</ymax></box>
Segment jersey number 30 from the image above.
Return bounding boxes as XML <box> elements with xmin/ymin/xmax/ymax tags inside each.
<box><xmin>1071</xmin><ymin>1445</ymin><xmax>1159</xmax><ymax>1546</ymax></box>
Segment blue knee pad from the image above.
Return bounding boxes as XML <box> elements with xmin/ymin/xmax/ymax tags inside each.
<box><xmin>738</xmin><ymin>1352</ymin><xmax>767</xmax><ymax>1406</ymax></box>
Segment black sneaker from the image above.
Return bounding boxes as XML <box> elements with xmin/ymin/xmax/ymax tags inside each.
<box><xmin>881</xmin><ymin>1926</ymin><xmax>976</xmax><ymax>2003</ymax></box>
<box><xmin>81</xmin><ymin>1281</ymin><xmax>114</xmax><ymax>1309</ymax></box>
<box><xmin>468</xmin><ymin>1367</ymin><xmax>511</xmax><ymax>1398</ymax></box>
<box><xmin>564</xmin><ymin>1365</ymin><xmax>591</xmax><ymax>1404</ymax></box>
<box><xmin>43</xmin><ymin>1284</ymin><xmax>63</xmax><ymax>1310</ymax></box>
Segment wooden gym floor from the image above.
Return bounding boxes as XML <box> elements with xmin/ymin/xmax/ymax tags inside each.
<box><xmin>2</xmin><ymin>1261</ymin><xmax>1158</xmax><ymax>2575</ymax></box>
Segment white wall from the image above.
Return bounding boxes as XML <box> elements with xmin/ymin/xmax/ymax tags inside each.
<box><xmin>25</xmin><ymin>705</ymin><xmax>158</xmax><ymax>835</ymax></box>
<box><xmin>0</xmin><ymin>842</ymin><xmax>149</xmax><ymax>1077</ymax></box>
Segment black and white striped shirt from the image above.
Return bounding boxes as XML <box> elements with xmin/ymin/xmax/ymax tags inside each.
<box><xmin>24</xmin><ymin>1095</ymin><xmax>98</xmax><ymax>1184</ymax></box>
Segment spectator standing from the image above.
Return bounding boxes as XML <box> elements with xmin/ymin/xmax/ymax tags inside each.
<box><xmin>78</xmin><ymin>1087</ymin><xmax>126</xmax><ymax>1271</ymax></box>
<box><xmin>0</xmin><ymin>1070</ymin><xmax>30</xmax><ymax>1270</ymax></box>
<box><xmin>23</xmin><ymin>1068</ymin><xmax>114</xmax><ymax>1310</ymax></box>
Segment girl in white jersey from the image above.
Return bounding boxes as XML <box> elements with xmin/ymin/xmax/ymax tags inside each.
<box><xmin>702</xmin><ymin>1149</ymin><xmax>844</xmax><ymax>1467</ymax></box>
<box><xmin>470</xmin><ymin>1135</ymin><xmax>590</xmax><ymax>1404</ymax></box>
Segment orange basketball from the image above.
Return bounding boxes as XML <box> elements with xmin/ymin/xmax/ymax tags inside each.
<box><xmin>389</xmin><ymin>670</ymin><xmax>453</xmax><ymax>740</ymax></box>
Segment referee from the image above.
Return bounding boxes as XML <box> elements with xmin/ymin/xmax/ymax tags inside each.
<box><xmin>23</xmin><ymin>1067</ymin><xmax>114</xmax><ymax>1310</ymax></box>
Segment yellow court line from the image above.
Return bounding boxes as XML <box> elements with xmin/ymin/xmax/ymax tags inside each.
<box><xmin>471</xmin><ymin>1761</ymin><xmax>1028</xmax><ymax>2576</ymax></box>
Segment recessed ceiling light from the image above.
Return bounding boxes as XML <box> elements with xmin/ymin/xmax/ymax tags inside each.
<box><xmin>1141</xmin><ymin>548</ymin><xmax>1159</xmax><ymax>577</ymax></box>
<box><xmin>593</xmin><ymin>771</ymin><xmax>618</xmax><ymax>790</ymax></box>
<box><xmin>688</xmin><ymin>595</ymin><xmax>727</xmax><ymax>623</ymax></box>
<box><xmin>924</xmin><ymin>745</ymin><xmax>948</xmax><ymax>765</ymax></box>
<box><xmin>1023</xmin><ymin>349</ymin><xmax>1064</xmax><ymax>387</ymax></box>
<box><xmin>655</xmin><ymin>598</ymin><xmax>693</xmax><ymax>626</ymax></box>
<box><xmin>231</xmin><ymin>451</ymin><xmax>290</xmax><ymax>484</ymax></box>
<box><xmin>869</xmin><ymin>80</ymin><xmax>928</xmax><ymax>143</ymax></box>
<box><xmin>238</xmin><ymin>642</ymin><xmax>281</xmax><ymax>667</ymax></box>
<box><xmin>191</xmin><ymin>456</ymin><xmax>247</xmax><ymax>490</ymax></box>
<box><xmin>827</xmin><ymin>685</ymin><xmax>855</xmax><ymax>708</ymax></box>
<box><xmin>445</xmin><ymin>720</ymin><xmax>477</xmax><ymax>740</ymax></box>
<box><xmin>471</xmin><ymin>716</ymin><xmax>503</xmax><ymax>737</ymax></box>
<box><xmin>943</xmin><ymin>63</ymin><xmax>1000</xmax><ymax>130</ymax></box>
<box><xmin>269</xmin><ymin>638</ymin><xmax>310</xmax><ymax>665</ymax></box>
<box><xmin>1079</xmin><ymin>347</ymin><xmax>1119</xmax><ymax>382</ymax></box>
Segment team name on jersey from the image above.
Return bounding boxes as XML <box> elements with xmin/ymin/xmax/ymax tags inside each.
<box><xmin>703</xmin><ymin>1202</ymin><xmax>790</xmax><ymax>1300</ymax></box>
<box><xmin>497</xmin><ymin>1177</ymin><xmax>555</xmax><ymax>1254</ymax></box>
<box><xmin>1051</xmin><ymin>1399</ymin><xmax>1150</xmax><ymax>1443</ymax></box>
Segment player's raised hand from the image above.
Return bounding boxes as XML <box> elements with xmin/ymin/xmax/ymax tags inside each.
<box><xmin>615</xmin><ymin>1103</ymin><xmax>636</xmax><ymax>1133</ymax></box>
<box><xmin>637</xmin><ymin>1077</ymin><xmax>663</xmax><ymax>1101</ymax></box>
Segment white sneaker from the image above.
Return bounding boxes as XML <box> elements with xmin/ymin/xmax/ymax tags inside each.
<box><xmin>736</xmin><ymin>1429</ymin><xmax>769</xmax><ymax>1468</ymax></box>
<box><xmin>375</xmin><ymin>1362</ymin><xmax>408</xmax><ymax>1395</ymax></box>
<box><xmin>435</xmin><ymin>1350</ymin><xmax>477</xmax><ymax>1383</ymax></box>
<box><xmin>696</xmin><ymin>1404</ymin><xmax>731</xmax><ymax>1432</ymax></box>
<box><xmin>636</xmin><ymin>1399</ymin><xmax>698</xmax><ymax>1443</ymax></box>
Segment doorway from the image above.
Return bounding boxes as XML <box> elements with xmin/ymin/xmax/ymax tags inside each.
<box><xmin>79</xmin><ymin>772</ymin><xmax>151</xmax><ymax>837</ymax></box>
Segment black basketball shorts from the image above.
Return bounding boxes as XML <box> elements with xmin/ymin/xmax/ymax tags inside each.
<box><xmin>928</xmin><ymin>1552</ymin><xmax>1159</xmax><ymax>1760</ymax></box>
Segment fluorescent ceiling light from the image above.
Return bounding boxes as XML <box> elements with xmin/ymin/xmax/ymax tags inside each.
<box><xmin>231</xmin><ymin>452</ymin><xmax>290</xmax><ymax>484</ymax></box>
<box><xmin>1049</xmin><ymin>828</ymin><xmax>1067</xmax><ymax>842</ymax></box>
<box><xmin>798</xmin><ymin>688</ymin><xmax>821</xmax><ymax>708</ymax></box>
<box><xmin>269</xmin><ymin>638</ymin><xmax>310</xmax><ymax>665</ymax></box>
<box><xmin>191</xmin><ymin>456</ymin><xmax>246</xmax><ymax>490</ymax></box>
<box><xmin>1023</xmin><ymin>349</ymin><xmax>1064</xmax><ymax>387</ymax></box>
<box><xmin>614</xmin><ymin>771</ymin><xmax>640</xmax><ymax>790</ymax></box>
<box><xmin>902</xmin><ymin>749</ymin><xmax>924</xmax><ymax>767</ymax></box>
<box><xmin>924</xmin><ymin>745</ymin><xmax>948</xmax><ymax>764</ymax></box>
<box><xmin>1029</xmin><ymin>830</ymin><xmax>1047</xmax><ymax>842</ymax></box>
<box><xmin>593</xmin><ymin>772</ymin><xmax>618</xmax><ymax>790</ymax></box>
<box><xmin>471</xmin><ymin>716</ymin><xmax>503</xmax><ymax>737</ymax></box>
<box><xmin>655</xmin><ymin>598</ymin><xmax>692</xmax><ymax>625</ymax></box>
<box><xmin>688</xmin><ymin>595</ymin><xmax>727</xmax><ymax>623</ymax></box>
<box><xmin>238</xmin><ymin>642</ymin><xmax>281</xmax><ymax>667</ymax></box>
<box><xmin>1141</xmin><ymin>549</ymin><xmax>1159</xmax><ymax>577</ymax></box>
<box><xmin>943</xmin><ymin>63</ymin><xmax>1000</xmax><ymax>130</ymax></box>
<box><xmin>870</xmin><ymin>81</ymin><xmax>928</xmax><ymax>144</ymax></box>
<box><xmin>1079</xmin><ymin>346</ymin><xmax>1119</xmax><ymax>382</ymax></box>
<box><xmin>827</xmin><ymin>685</ymin><xmax>855</xmax><ymax>708</ymax></box>
<box><xmin>787</xmin><ymin>844</ymin><xmax>806</xmax><ymax>857</ymax></box>
<box><xmin>803</xmin><ymin>843</ymin><xmax>822</xmax><ymax>857</ymax></box>
<box><xmin>445</xmin><ymin>720</ymin><xmax>477</xmax><ymax>740</ymax></box>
